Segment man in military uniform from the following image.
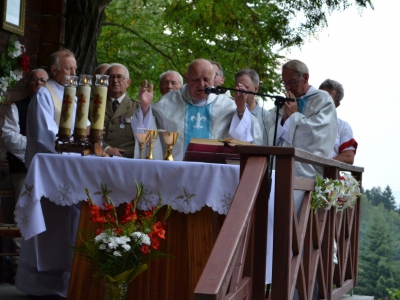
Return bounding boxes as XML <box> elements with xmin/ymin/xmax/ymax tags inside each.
<box><xmin>103</xmin><ymin>63</ymin><xmax>140</xmax><ymax>157</ymax></box>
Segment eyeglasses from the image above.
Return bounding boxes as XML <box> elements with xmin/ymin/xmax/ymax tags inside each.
<box><xmin>280</xmin><ymin>73</ymin><xmax>303</xmax><ymax>86</ymax></box>
<box><xmin>30</xmin><ymin>78</ymin><xmax>47</xmax><ymax>83</ymax></box>
<box><xmin>109</xmin><ymin>74</ymin><xmax>129</xmax><ymax>81</ymax></box>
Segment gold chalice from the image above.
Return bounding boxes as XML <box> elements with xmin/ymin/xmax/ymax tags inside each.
<box><xmin>146</xmin><ymin>130</ymin><xmax>159</xmax><ymax>160</ymax></box>
<box><xmin>161</xmin><ymin>131</ymin><xmax>179</xmax><ymax>161</ymax></box>
<box><xmin>133</xmin><ymin>128</ymin><xmax>151</xmax><ymax>159</ymax></box>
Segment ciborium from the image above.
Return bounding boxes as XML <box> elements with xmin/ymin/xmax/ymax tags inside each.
<box><xmin>146</xmin><ymin>130</ymin><xmax>158</xmax><ymax>160</ymax></box>
<box><xmin>133</xmin><ymin>128</ymin><xmax>151</xmax><ymax>159</ymax></box>
<box><xmin>161</xmin><ymin>131</ymin><xmax>179</xmax><ymax>161</ymax></box>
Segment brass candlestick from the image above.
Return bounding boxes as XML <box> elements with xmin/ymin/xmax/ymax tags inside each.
<box><xmin>146</xmin><ymin>130</ymin><xmax>158</xmax><ymax>160</ymax></box>
<box><xmin>161</xmin><ymin>131</ymin><xmax>179</xmax><ymax>161</ymax></box>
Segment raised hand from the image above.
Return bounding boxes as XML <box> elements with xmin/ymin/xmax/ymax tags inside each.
<box><xmin>234</xmin><ymin>83</ymin><xmax>247</xmax><ymax>117</ymax></box>
<box><xmin>138</xmin><ymin>80</ymin><xmax>154</xmax><ymax>116</ymax></box>
<box><xmin>282</xmin><ymin>91</ymin><xmax>298</xmax><ymax>124</ymax></box>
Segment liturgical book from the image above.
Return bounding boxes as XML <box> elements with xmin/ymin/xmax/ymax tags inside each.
<box><xmin>184</xmin><ymin>138</ymin><xmax>252</xmax><ymax>164</ymax></box>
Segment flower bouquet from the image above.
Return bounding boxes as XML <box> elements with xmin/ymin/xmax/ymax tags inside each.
<box><xmin>74</xmin><ymin>183</ymin><xmax>171</xmax><ymax>300</ymax></box>
<box><xmin>0</xmin><ymin>34</ymin><xmax>30</xmax><ymax>104</ymax></box>
<box><xmin>311</xmin><ymin>172</ymin><xmax>361</xmax><ymax>213</ymax></box>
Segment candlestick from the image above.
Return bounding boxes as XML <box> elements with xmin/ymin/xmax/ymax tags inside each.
<box><xmin>73</xmin><ymin>75</ymin><xmax>92</xmax><ymax>138</ymax></box>
<box><xmin>89</xmin><ymin>75</ymin><xmax>109</xmax><ymax>142</ymax></box>
<box><xmin>58</xmin><ymin>76</ymin><xmax>79</xmax><ymax>137</ymax></box>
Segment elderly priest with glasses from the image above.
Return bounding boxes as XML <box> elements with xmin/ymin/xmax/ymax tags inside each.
<box><xmin>262</xmin><ymin>60</ymin><xmax>337</xmax><ymax>292</ymax></box>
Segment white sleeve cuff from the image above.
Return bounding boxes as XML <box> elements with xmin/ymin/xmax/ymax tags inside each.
<box><xmin>229</xmin><ymin>109</ymin><xmax>253</xmax><ymax>143</ymax></box>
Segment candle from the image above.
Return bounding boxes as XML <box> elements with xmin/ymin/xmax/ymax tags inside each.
<box><xmin>58</xmin><ymin>76</ymin><xmax>79</xmax><ymax>137</ymax></box>
<box><xmin>90</xmin><ymin>75</ymin><xmax>109</xmax><ymax>137</ymax></box>
<box><xmin>73</xmin><ymin>75</ymin><xmax>92</xmax><ymax>137</ymax></box>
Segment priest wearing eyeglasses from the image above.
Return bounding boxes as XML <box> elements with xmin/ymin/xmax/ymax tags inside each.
<box><xmin>103</xmin><ymin>63</ymin><xmax>140</xmax><ymax>158</ymax></box>
<box><xmin>265</xmin><ymin>59</ymin><xmax>337</xmax><ymax>181</ymax></box>
<box><xmin>263</xmin><ymin>60</ymin><xmax>337</xmax><ymax>291</ymax></box>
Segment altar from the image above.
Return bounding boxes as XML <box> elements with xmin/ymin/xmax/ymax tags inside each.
<box><xmin>15</xmin><ymin>154</ymin><xmax>274</xmax><ymax>300</ymax></box>
<box><xmin>15</xmin><ymin>154</ymin><xmax>239</xmax><ymax>299</ymax></box>
<box><xmin>14</xmin><ymin>153</ymin><xmax>241</xmax><ymax>239</ymax></box>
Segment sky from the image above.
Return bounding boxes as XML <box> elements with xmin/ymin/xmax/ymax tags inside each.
<box><xmin>263</xmin><ymin>0</ymin><xmax>400</xmax><ymax>202</ymax></box>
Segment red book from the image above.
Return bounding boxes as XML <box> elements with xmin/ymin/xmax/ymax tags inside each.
<box><xmin>184</xmin><ymin>138</ymin><xmax>252</xmax><ymax>164</ymax></box>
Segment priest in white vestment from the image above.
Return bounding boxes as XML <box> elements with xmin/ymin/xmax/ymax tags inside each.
<box><xmin>263</xmin><ymin>60</ymin><xmax>337</xmax><ymax>290</ymax></box>
<box><xmin>234</xmin><ymin>68</ymin><xmax>270</xmax><ymax>145</ymax></box>
<box><xmin>132</xmin><ymin>59</ymin><xmax>263</xmax><ymax>160</ymax></box>
<box><xmin>16</xmin><ymin>50</ymin><xmax>80</xmax><ymax>299</ymax></box>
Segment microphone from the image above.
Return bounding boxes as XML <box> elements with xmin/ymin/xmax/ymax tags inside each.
<box><xmin>273</xmin><ymin>96</ymin><xmax>295</xmax><ymax>102</ymax></box>
<box><xmin>204</xmin><ymin>86</ymin><xmax>220</xmax><ymax>95</ymax></box>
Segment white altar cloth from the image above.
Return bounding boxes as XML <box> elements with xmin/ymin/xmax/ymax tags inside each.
<box><xmin>14</xmin><ymin>153</ymin><xmax>275</xmax><ymax>295</ymax></box>
<box><xmin>14</xmin><ymin>153</ymin><xmax>241</xmax><ymax>240</ymax></box>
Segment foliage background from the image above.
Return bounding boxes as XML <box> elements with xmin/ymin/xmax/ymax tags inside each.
<box><xmin>97</xmin><ymin>0</ymin><xmax>372</xmax><ymax>101</ymax></box>
<box><xmin>354</xmin><ymin>186</ymin><xmax>400</xmax><ymax>298</ymax></box>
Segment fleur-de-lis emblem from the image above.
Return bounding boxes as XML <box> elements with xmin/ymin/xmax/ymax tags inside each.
<box><xmin>190</xmin><ymin>112</ymin><xmax>206</xmax><ymax>129</ymax></box>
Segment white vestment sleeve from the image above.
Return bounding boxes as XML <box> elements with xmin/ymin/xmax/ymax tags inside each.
<box><xmin>25</xmin><ymin>90</ymin><xmax>58</xmax><ymax>168</ymax></box>
<box><xmin>277</xmin><ymin>115</ymin><xmax>293</xmax><ymax>145</ymax></box>
<box><xmin>1</xmin><ymin>104</ymin><xmax>26</xmax><ymax>161</ymax></box>
<box><xmin>229</xmin><ymin>108</ymin><xmax>254</xmax><ymax>143</ymax></box>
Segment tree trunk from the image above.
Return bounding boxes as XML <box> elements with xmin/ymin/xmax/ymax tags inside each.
<box><xmin>64</xmin><ymin>0</ymin><xmax>112</xmax><ymax>75</ymax></box>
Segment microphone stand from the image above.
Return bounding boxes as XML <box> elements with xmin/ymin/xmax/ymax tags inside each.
<box><xmin>208</xmin><ymin>86</ymin><xmax>294</xmax><ymax>295</ymax></box>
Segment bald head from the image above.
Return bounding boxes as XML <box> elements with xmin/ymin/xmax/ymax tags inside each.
<box><xmin>185</xmin><ymin>59</ymin><xmax>215</xmax><ymax>100</ymax></box>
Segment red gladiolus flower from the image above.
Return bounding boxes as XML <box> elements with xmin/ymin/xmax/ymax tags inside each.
<box><xmin>153</xmin><ymin>222</ymin><xmax>166</xmax><ymax>239</ymax></box>
<box><xmin>121</xmin><ymin>210</ymin><xmax>137</xmax><ymax>224</ymax></box>
<box><xmin>141</xmin><ymin>244</ymin><xmax>150</xmax><ymax>255</ymax></box>
<box><xmin>96</xmin><ymin>227</ymin><xmax>104</xmax><ymax>235</ymax></box>
<box><xmin>151</xmin><ymin>238</ymin><xmax>160</xmax><ymax>250</ymax></box>
<box><xmin>103</xmin><ymin>202</ymin><xmax>114</xmax><ymax>211</ymax></box>
<box><xmin>92</xmin><ymin>216</ymin><xmax>107</xmax><ymax>224</ymax></box>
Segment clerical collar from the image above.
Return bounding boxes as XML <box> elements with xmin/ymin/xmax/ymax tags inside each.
<box><xmin>191</xmin><ymin>97</ymin><xmax>208</xmax><ymax>107</ymax></box>
<box><xmin>112</xmin><ymin>93</ymin><xmax>126</xmax><ymax>104</ymax></box>
<box><xmin>48</xmin><ymin>79</ymin><xmax>65</xmax><ymax>94</ymax></box>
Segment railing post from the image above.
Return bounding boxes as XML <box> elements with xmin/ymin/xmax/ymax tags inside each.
<box><xmin>271</xmin><ymin>154</ymin><xmax>295</xmax><ymax>299</ymax></box>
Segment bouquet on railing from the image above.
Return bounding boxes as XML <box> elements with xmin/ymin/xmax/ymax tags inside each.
<box><xmin>0</xmin><ymin>34</ymin><xmax>30</xmax><ymax>104</ymax></box>
<box><xmin>74</xmin><ymin>183</ymin><xmax>171</xmax><ymax>300</ymax></box>
<box><xmin>311</xmin><ymin>172</ymin><xmax>361</xmax><ymax>213</ymax></box>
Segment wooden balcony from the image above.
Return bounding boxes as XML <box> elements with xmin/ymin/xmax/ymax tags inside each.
<box><xmin>194</xmin><ymin>146</ymin><xmax>364</xmax><ymax>300</ymax></box>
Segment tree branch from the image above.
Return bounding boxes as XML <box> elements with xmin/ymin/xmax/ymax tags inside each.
<box><xmin>102</xmin><ymin>22</ymin><xmax>179</xmax><ymax>70</ymax></box>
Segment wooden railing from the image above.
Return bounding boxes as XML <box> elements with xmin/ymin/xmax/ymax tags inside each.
<box><xmin>194</xmin><ymin>146</ymin><xmax>364</xmax><ymax>300</ymax></box>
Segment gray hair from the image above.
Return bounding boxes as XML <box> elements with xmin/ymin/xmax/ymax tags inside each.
<box><xmin>159</xmin><ymin>70</ymin><xmax>183</xmax><ymax>85</ymax></box>
<box><xmin>105</xmin><ymin>63</ymin><xmax>130</xmax><ymax>79</ymax></box>
<box><xmin>282</xmin><ymin>59</ymin><xmax>309</xmax><ymax>76</ymax></box>
<box><xmin>29</xmin><ymin>68</ymin><xmax>49</xmax><ymax>80</ymax></box>
<box><xmin>48</xmin><ymin>49</ymin><xmax>75</xmax><ymax>71</ymax></box>
<box><xmin>319</xmin><ymin>79</ymin><xmax>344</xmax><ymax>102</ymax></box>
<box><xmin>210</xmin><ymin>61</ymin><xmax>224</xmax><ymax>76</ymax></box>
<box><xmin>235</xmin><ymin>68</ymin><xmax>259</xmax><ymax>86</ymax></box>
